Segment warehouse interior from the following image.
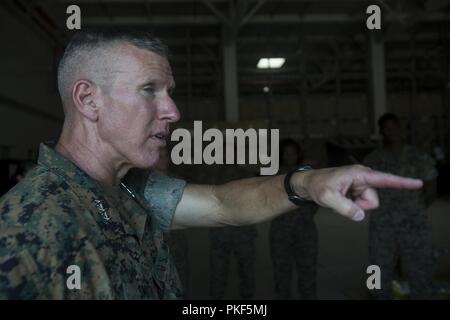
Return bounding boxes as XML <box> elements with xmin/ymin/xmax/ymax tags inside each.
<box><xmin>0</xmin><ymin>0</ymin><xmax>449</xmax><ymax>299</ymax></box>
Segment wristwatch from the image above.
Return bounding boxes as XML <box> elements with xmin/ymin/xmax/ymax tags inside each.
<box><xmin>284</xmin><ymin>165</ymin><xmax>313</xmax><ymax>205</ymax></box>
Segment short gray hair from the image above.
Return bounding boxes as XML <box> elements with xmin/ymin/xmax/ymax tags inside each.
<box><xmin>57</xmin><ymin>28</ymin><xmax>170</xmax><ymax>111</ymax></box>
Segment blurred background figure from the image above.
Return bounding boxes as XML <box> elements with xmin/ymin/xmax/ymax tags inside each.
<box><xmin>154</xmin><ymin>147</ymin><xmax>191</xmax><ymax>297</ymax></box>
<box><xmin>207</xmin><ymin>164</ymin><xmax>257</xmax><ymax>300</ymax></box>
<box><xmin>209</xmin><ymin>225</ymin><xmax>257</xmax><ymax>299</ymax></box>
<box><xmin>363</xmin><ymin>113</ymin><xmax>438</xmax><ymax>299</ymax></box>
<box><xmin>269</xmin><ymin>138</ymin><xmax>319</xmax><ymax>299</ymax></box>
<box><xmin>9</xmin><ymin>161</ymin><xmax>36</xmax><ymax>185</ymax></box>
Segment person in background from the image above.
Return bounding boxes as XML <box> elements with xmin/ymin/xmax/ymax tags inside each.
<box><xmin>363</xmin><ymin>113</ymin><xmax>438</xmax><ymax>299</ymax></box>
<box><xmin>10</xmin><ymin>161</ymin><xmax>36</xmax><ymax>185</ymax></box>
<box><xmin>208</xmin><ymin>164</ymin><xmax>257</xmax><ymax>300</ymax></box>
<box><xmin>209</xmin><ymin>225</ymin><xmax>257</xmax><ymax>299</ymax></box>
<box><xmin>269</xmin><ymin>139</ymin><xmax>319</xmax><ymax>299</ymax></box>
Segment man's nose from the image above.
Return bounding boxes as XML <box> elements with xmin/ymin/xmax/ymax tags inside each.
<box><xmin>158</xmin><ymin>95</ymin><xmax>180</xmax><ymax>123</ymax></box>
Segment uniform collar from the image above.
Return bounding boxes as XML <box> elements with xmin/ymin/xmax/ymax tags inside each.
<box><xmin>37</xmin><ymin>142</ymin><xmax>149</xmax><ymax>241</ymax></box>
<box><xmin>38</xmin><ymin>142</ymin><xmax>101</xmax><ymax>192</ymax></box>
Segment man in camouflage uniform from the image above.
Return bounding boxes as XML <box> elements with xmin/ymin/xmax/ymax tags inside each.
<box><xmin>270</xmin><ymin>203</ymin><xmax>318</xmax><ymax>299</ymax></box>
<box><xmin>0</xmin><ymin>149</ymin><xmax>184</xmax><ymax>299</ymax></box>
<box><xmin>0</xmin><ymin>29</ymin><xmax>427</xmax><ymax>300</ymax></box>
<box><xmin>167</xmin><ymin>230</ymin><xmax>190</xmax><ymax>295</ymax></box>
<box><xmin>270</xmin><ymin>139</ymin><xmax>319</xmax><ymax>299</ymax></box>
<box><xmin>363</xmin><ymin>113</ymin><xmax>437</xmax><ymax>299</ymax></box>
<box><xmin>0</xmin><ymin>30</ymin><xmax>186</xmax><ymax>299</ymax></box>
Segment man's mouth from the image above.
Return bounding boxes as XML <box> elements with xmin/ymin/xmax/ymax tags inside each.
<box><xmin>154</xmin><ymin>133</ymin><xmax>166</xmax><ymax>140</ymax></box>
<box><xmin>152</xmin><ymin>132</ymin><xmax>168</xmax><ymax>145</ymax></box>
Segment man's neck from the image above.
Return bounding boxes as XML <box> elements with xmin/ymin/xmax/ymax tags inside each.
<box><xmin>55</xmin><ymin>127</ymin><xmax>131</xmax><ymax>186</ymax></box>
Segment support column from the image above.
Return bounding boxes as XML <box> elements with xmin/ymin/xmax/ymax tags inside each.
<box><xmin>298</xmin><ymin>49</ymin><xmax>308</xmax><ymax>138</ymax></box>
<box><xmin>441</xmin><ymin>23</ymin><xmax>450</xmax><ymax>158</ymax></box>
<box><xmin>334</xmin><ymin>54</ymin><xmax>342</xmax><ymax>136</ymax></box>
<box><xmin>185</xmin><ymin>29</ymin><xmax>192</xmax><ymax>120</ymax></box>
<box><xmin>368</xmin><ymin>33</ymin><xmax>387</xmax><ymax>136</ymax></box>
<box><xmin>222</xmin><ymin>26</ymin><xmax>239</xmax><ymax>123</ymax></box>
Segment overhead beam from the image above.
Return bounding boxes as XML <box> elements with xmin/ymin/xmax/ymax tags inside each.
<box><xmin>239</xmin><ymin>0</ymin><xmax>269</xmax><ymax>28</ymax></box>
<box><xmin>84</xmin><ymin>12</ymin><xmax>450</xmax><ymax>26</ymax></box>
<box><xmin>163</xmin><ymin>32</ymin><xmax>448</xmax><ymax>48</ymax></box>
<box><xmin>59</xmin><ymin>0</ymin><xmax>370</xmax><ymax>3</ymax></box>
<box><xmin>201</xmin><ymin>0</ymin><xmax>231</xmax><ymax>27</ymax></box>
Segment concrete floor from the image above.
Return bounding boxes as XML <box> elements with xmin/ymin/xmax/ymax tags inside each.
<box><xmin>182</xmin><ymin>198</ymin><xmax>450</xmax><ymax>300</ymax></box>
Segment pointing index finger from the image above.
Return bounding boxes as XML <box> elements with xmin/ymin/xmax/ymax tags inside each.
<box><xmin>363</xmin><ymin>170</ymin><xmax>423</xmax><ymax>190</ymax></box>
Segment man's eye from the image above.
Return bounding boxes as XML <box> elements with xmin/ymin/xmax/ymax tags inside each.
<box><xmin>143</xmin><ymin>86</ymin><xmax>156</xmax><ymax>95</ymax></box>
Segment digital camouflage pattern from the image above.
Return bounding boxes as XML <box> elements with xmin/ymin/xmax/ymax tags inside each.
<box><xmin>363</xmin><ymin>144</ymin><xmax>438</xmax><ymax>299</ymax></box>
<box><xmin>167</xmin><ymin>230</ymin><xmax>190</xmax><ymax>296</ymax></box>
<box><xmin>269</xmin><ymin>202</ymin><xmax>318</xmax><ymax>299</ymax></box>
<box><xmin>0</xmin><ymin>143</ymin><xmax>186</xmax><ymax>299</ymax></box>
<box><xmin>139</xmin><ymin>168</ymin><xmax>191</xmax><ymax>297</ymax></box>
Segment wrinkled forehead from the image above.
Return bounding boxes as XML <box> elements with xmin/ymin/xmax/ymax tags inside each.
<box><xmin>109</xmin><ymin>43</ymin><xmax>174</xmax><ymax>86</ymax></box>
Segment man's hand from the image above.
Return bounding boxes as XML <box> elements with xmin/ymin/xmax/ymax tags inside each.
<box><xmin>295</xmin><ymin>165</ymin><xmax>423</xmax><ymax>221</ymax></box>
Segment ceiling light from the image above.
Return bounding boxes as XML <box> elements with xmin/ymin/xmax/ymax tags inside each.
<box><xmin>257</xmin><ymin>57</ymin><xmax>285</xmax><ymax>69</ymax></box>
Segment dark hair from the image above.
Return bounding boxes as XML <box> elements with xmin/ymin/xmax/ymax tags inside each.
<box><xmin>279</xmin><ymin>138</ymin><xmax>303</xmax><ymax>165</ymax></box>
<box><xmin>378</xmin><ymin>113</ymin><xmax>400</xmax><ymax>129</ymax></box>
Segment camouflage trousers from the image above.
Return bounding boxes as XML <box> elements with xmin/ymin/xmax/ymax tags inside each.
<box><xmin>209</xmin><ymin>237</ymin><xmax>255</xmax><ymax>299</ymax></box>
<box><xmin>369</xmin><ymin>213</ymin><xmax>434</xmax><ymax>299</ymax></box>
<box><xmin>269</xmin><ymin>221</ymin><xmax>318</xmax><ymax>299</ymax></box>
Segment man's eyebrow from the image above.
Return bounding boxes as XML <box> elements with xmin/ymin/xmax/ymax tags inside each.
<box><xmin>140</xmin><ymin>78</ymin><xmax>163</xmax><ymax>88</ymax></box>
<box><xmin>141</xmin><ymin>80</ymin><xmax>157</xmax><ymax>86</ymax></box>
<box><xmin>140</xmin><ymin>80</ymin><xmax>176</xmax><ymax>93</ymax></box>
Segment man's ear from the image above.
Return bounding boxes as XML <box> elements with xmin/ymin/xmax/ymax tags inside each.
<box><xmin>72</xmin><ymin>79</ymin><xmax>100</xmax><ymax>121</ymax></box>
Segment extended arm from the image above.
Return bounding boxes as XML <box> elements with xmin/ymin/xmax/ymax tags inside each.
<box><xmin>171</xmin><ymin>165</ymin><xmax>423</xmax><ymax>230</ymax></box>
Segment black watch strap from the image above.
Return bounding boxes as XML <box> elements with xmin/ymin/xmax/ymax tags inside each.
<box><xmin>284</xmin><ymin>165</ymin><xmax>312</xmax><ymax>205</ymax></box>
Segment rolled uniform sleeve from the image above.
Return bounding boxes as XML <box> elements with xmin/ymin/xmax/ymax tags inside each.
<box><xmin>143</xmin><ymin>171</ymin><xmax>187</xmax><ymax>232</ymax></box>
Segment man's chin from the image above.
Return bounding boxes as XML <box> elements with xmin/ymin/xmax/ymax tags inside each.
<box><xmin>131</xmin><ymin>152</ymin><xmax>160</xmax><ymax>170</ymax></box>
